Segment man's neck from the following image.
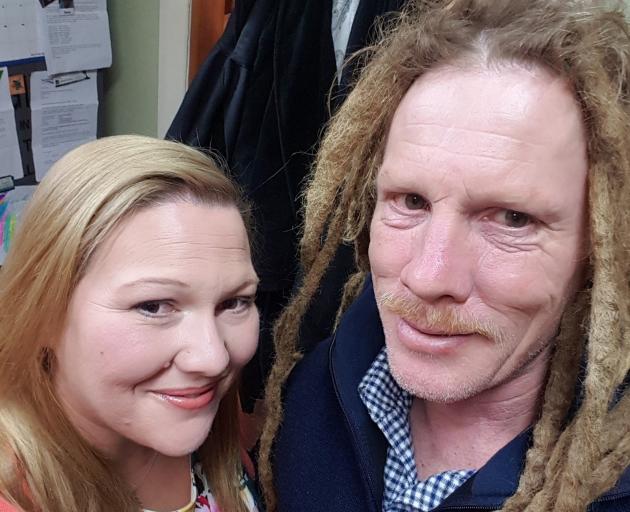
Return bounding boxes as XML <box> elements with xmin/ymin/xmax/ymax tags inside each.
<box><xmin>409</xmin><ymin>356</ymin><xmax>548</xmax><ymax>480</ymax></box>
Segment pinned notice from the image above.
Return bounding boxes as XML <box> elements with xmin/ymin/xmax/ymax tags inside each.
<box><xmin>30</xmin><ymin>70</ymin><xmax>97</xmax><ymax>181</ymax></box>
<box><xmin>37</xmin><ymin>0</ymin><xmax>112</xmax><ymax>75</ymax></box>
<box><xmin>0</xmin><ymin>185</ymin><xmax>36</xmax><ymax>264</ymax></box>
<box><xmin>0</xmin><ymin>1</ymin><xmax>43</xmax><ymax>66</ymax></box>
<box><xmin>0</xmin><ymin>68</ymin><xmax>24</xmax><ymax>179</ymax></box>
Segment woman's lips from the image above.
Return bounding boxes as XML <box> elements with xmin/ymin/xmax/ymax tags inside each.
<box><xmin>152</xmin><ymin>385</ymin><xmax>217</xmax><ymax>410</ymax></box>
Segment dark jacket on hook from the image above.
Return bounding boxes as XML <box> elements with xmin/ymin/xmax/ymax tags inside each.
<box><xmin>168</xmin><ymin>0</ymin><xmax>338</xmax><ymax>291</ymax></box>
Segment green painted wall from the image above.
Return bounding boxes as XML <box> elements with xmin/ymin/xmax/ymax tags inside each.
<box><xmin>100</xmin><ymin>0</ymin><xmax>160</xmax><ymax>137</ymax></box>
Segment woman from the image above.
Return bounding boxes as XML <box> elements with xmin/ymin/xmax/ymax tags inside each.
<box><xmin>0</xmin><ymin>136</ymin><xmax>262</xmax><ymax>512</ymax></box>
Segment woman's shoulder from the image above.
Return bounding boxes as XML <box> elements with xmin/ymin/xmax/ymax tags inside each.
<box><xmin>191</xmin><ymin>459</ymin><xmax>262</xmax><ymax>512</ymax></box>
<box><xmin>238</xmin><ymin>471</ymin><xmax>262</xmax><ymax>512</ymax></box>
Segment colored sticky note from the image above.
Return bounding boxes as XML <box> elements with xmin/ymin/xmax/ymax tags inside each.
<box><xmin>0</xmin><ymin>186</ymin><xmax>36</xmax><ymax>264</ymax></box>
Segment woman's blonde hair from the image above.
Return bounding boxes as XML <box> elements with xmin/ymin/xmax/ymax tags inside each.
<box><xmin>261</xmin><ymin>0</ymin><xmax>630</xmax><ymax>510</ymax></box>
<box><xmin>0</xmin><ymin>135</ymin><xmax>251</xmax><ymax>512</ymax></box>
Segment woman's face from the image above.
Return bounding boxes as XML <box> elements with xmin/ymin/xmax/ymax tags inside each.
<box><xmin>53</xmin><ymin>201</ymin><xmax>259</xmax><ymax>458</ymax></box>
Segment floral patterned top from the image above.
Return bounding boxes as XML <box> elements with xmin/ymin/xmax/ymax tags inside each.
<box><xmin>143</xmin><ymin>457</ymin><xmax>261</xmax><ymax>512</ymax></box>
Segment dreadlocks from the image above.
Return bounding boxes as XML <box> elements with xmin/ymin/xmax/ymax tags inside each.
<box><xmin>260</xmin><ymin>1</ymin><xmax>630</xmax><ymax>510</ymax></box>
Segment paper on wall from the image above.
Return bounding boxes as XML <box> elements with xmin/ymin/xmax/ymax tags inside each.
<box><xmin>0</xmin><ymin>1</ymin><xmax>44</xmax><ymax>65</ymax></box>
<box><xmin>0</xmin><ymin>68</ymin><xmax>24</xmax><ymax>179</ymax></box>
<box><xmin>30</xmin><ymin>69</ymin><xmax>97</xmax><ymax>181</ymax></box>
<box><xmin>0</xmin><ymin>185</ymin><xmax>36</xmax><ymax>264</ymax></box>
<box><xmin>37</xmin><ymin>0</ymin><xmax>112</xmax><ymax>75</ymax></box>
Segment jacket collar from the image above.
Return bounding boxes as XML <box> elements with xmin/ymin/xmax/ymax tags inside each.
<box><xmin>329</xmin><ymin>275</ymin><xmax>388</xmax><ymax>508</ymax></box>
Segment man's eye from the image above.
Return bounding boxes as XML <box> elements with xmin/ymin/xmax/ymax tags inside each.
<box><xmin>134</xmin><ymin>300</ymin><xmax>174</xmax><ymax>317</ymax></box>
<box><xmin>498</xmin><ymin>210</ymin><xmax>533</xmax><ymax>228</ymax></box>
<box><xmin>403</xmin><ymin>194</ymin><xmax>429</xmax><ymax>211</ymax></box>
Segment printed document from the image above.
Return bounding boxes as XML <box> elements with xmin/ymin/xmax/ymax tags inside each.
<box><xmin>37</xmin><ymin>0</ymin><xmax>111</xmax><ymax>75</ymax></box>
<box><xmin>30</xmin><ymin>69</ymin><xmax>97</xmax><ymax>181</ymax></box>
<box><xmin>0</xmin><ymin>68</ymin><xmax>24</xmax><ymax>179</ymax></box>
<box><xmin>0</xmin><ymin>1</ymin><xmax>43</xmax><ymax>65</ymax></box>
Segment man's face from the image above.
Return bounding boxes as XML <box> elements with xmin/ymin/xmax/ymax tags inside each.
<box><xmin>369</xmin><ymin>63</ymin><xmax>588</xmax><ymax>403</ymax></box>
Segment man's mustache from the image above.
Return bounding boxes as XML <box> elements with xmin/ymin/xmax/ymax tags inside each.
<box><xmin>377</xmin><ymin>292</ymin><xmax>508</xmax><ymax>346</ymax></box>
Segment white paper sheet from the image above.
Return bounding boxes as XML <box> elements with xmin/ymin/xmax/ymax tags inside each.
<box><xmin>0</xmin><ymin>185</ymin><xmax>36</xmax><ymax>264</ymax></box>
<box><xmin>30</xmin><ymin>69</ymin><xmax>97</xmax><ymax>181</ymax></box>
<box><xmin>37</xmin><ymin>0</ymin><xmax>111</xmax><ymax>75</ymax></box>
<box><xmin>0</xmin><ymin>68</ymin><xmax>24</xmax><ymax>179</ymax></box>
<box><xmin>0</xmin><ymin>1</ymin><xmax>43</xmax><ymax>65</ymax></box>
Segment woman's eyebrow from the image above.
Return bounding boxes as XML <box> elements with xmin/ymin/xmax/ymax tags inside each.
<box><xmin>119</xmin><ymin>277</ymin><xmax>191</xmax><ymax>289</ymax></box>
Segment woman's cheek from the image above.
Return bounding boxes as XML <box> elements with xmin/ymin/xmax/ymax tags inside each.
<box><xmin>226</xmin><ymin>315</ymin><xmax>260</xmax><ymax>368</ymax></box>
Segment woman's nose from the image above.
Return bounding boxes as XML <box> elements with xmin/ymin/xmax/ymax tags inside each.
<box><xmin>172</xmin><ymin>314</ymin><xmax>230</xmax><ymax>376</ymax></box>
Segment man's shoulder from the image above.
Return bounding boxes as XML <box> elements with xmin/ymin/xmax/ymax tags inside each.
<box><xmin>274</xmin><ymin>280</ymin><xmax>388</xmax><ymax>512</ymax></box>
<box><xmin>279</xmin><ymin>335</ymin><xmax>337</xmax><ymax>427</ymax></box>
<box><xmin>286</xmin><ymin>333</ymin><xmax>334</xmax><ymax>389</ymax></box>
<box><xmin>592</xmin><ymin>465</ymin><xmax>630</xmax><ymax>510</ymax></box>
<box><xmin>288</xmin><ymin>275</ymin><xmax>382</xmax><ymax>389</ymax></box>
<box><xmin>275</xmin><ymin>329</ymin><xmax>384</xmax><ymax>512</ymax></box>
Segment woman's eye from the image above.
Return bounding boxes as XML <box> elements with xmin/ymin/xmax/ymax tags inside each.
<box><xmin>494</xmin><ymin>209</ymin><xmax>533</xmax><ymax>228</ymax></box>
<box><xmin>134</xmin><ymin>300</ymin><xmax>174</xmax><ymax>317</ymax></box>
<box><xmin>218</xmin><ymin>296</ymin><xmax>254</xmax><ymax>313</ymax></box>
<box><xmin>403</xmin><ymin>193</ymin><xmax>429</xmax><ymax>211</ymax></box>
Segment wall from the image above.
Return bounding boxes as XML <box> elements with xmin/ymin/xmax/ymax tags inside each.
<box><xmin>157</xmin><ymin>0</ymin><xmax>191</xmax><ymax>138</ymax></box>
<box><xmin>100</xmin><ymin>0</ymin><xmax>160</xmax><ymax>137</ymax></box>
<box><xmin>100</xmin><ymin>1</ymin><xmax>190</xmax><ymax>138</ymax></box>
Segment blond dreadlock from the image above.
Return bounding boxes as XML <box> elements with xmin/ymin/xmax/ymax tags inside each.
<box><xmin>260</xmin><ymin>1</ymin><xmax>630</xmax><ymax>510</ymax></box>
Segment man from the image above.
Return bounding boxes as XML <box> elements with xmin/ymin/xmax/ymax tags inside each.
<box><xmin>260</xmin><ymin>1</ymin><xmax>630</xmax><ymax>511</ymax></box>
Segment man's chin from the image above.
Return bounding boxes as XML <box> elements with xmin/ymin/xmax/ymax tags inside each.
<box><xmin>388</xmin><ymin>350</ymin><xmax>492</xmax><ymax>404</ymax></box>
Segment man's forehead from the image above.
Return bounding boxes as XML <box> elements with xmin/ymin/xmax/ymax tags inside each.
<box><xmin>385</xmin><ymin>61</ymin><xmax>586</xmax><ymax>160</ymax></box>
<box><xmin>376</xmin><ymin>59</ymin><xmax>589</xmax><ymax>221</ymax></box>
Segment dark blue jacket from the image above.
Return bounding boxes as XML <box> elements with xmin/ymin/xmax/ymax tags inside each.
<box><xmin>274</xmin><ymin>279</ymin><xmax>630</xmax><ymax>511</ymax></box>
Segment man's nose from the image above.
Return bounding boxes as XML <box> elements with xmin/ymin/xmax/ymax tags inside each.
<box><xmin>173</xmin><ymin>314</ymin><xmax>230</xmax><ymax>376</ymax></box>
<box><xmin>400</xmin><ymin>215</ymin><xmax>474</xmax><ymax>304</ymax></box>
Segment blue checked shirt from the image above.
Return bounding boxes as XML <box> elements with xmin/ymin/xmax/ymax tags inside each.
<box><xmin>358</xmin><ymin>348</ymin><xmax>475</xmax><ymax>511</ymax></box>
